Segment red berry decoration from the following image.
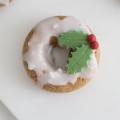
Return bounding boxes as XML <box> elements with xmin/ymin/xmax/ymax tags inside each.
<box><xmin>87</xmin><ymin>34</ymin><xmax>96</xmax><ymax>43</ymax></box>
<box><xmin>90</xmin><ymin>41</ymin><xmax>99</xmax><ymax>50</ymax></box>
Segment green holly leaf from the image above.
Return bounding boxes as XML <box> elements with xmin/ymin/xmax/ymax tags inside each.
<box><xmin>66</xmin><ymin>44</ymin><xmax>93</xmax><ymax>74</ymax></box>
<box><xmin>58</xmin><ymin>31</ymin><xmax>88</xmax><ymax>49</ymax></box>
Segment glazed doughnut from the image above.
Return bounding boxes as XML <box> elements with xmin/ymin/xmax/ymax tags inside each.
<box><xmin>22</xmin><ymin>16</ymin><xmax>100</xmax><ymax>92</ymax></box>
<box><xmin>0</xmin><ymin>0</ymin><xmax>12</xmax><ymax>7</ymax></box>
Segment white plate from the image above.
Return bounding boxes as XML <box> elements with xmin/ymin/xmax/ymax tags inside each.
<box><xmin>0</xmin><ymin>0</ymin><xmax>120</xmax><ymax>120</ymax></box>
<box><xmin>0</xmin><ymin>101</ymin><xmax>16</xmax><ymax>120</ymax></box>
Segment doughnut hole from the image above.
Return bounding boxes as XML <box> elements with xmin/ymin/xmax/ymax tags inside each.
<box><xmin>49</xmin><ymin>36</ymin><xmax>69</xmax><ymax>71</ymax></box>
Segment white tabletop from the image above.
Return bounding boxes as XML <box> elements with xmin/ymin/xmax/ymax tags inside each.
<box><xmin>0</xmin><ymin>0</ymin><xmax>120</xmax><ymax>120</ymax></box>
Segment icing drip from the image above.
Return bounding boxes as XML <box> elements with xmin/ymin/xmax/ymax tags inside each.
<box><xmin>23</xmin><ymin>16</ymin><xmax>98</xmax><ymax>86</ymax></box>
<box><xmin>0</xmin><ymin>0</ymin><xmax>9</xmax><ymax>5</ymax></box>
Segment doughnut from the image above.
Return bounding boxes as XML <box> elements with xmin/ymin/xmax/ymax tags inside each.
<box><xmin>0</xmin><ymin>0</ymin><xmax>12</xmax><ymax>7</ymax></box>
<box><xmin>22</xmin><ymin>16</ymin><xmax>100</xmax><ymax>92</ymax></box>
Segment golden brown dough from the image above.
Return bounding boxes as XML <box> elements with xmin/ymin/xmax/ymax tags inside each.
<box><xmin>0</xmin><ymin>0</ymin><xmax>12</xmax><ymax>7</ymax></box>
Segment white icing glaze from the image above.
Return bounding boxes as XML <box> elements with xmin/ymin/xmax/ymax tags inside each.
<box><xmin>0</xmin><ymin>0</ymin><xmax>9</xmax><ymax>5</ymax></box>
<box><xmin>23</xmin><ymin>16</ymin><xmax>98</xmax><ymax>86</ymax></box>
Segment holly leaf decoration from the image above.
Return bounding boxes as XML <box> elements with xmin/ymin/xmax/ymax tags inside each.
<box><xmin>58</xmin><ymin>31</ymin><xmax>88</xmax><ymax>49</ymax></box>
<box><xmin>66</xmin><ymin>44</ymin><xmax>93</xmax><ymax>74</ymax></box>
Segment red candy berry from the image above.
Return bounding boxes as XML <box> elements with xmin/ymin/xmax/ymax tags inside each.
<box><xmin>90</xmin><ymin>41</ymin><xmax>99</xmax><ymax>49</ymax></box>
<box><xmin>87</xmin><ymin>34</ymin><xmax>96</xmax><ymax>43</ymax></box>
